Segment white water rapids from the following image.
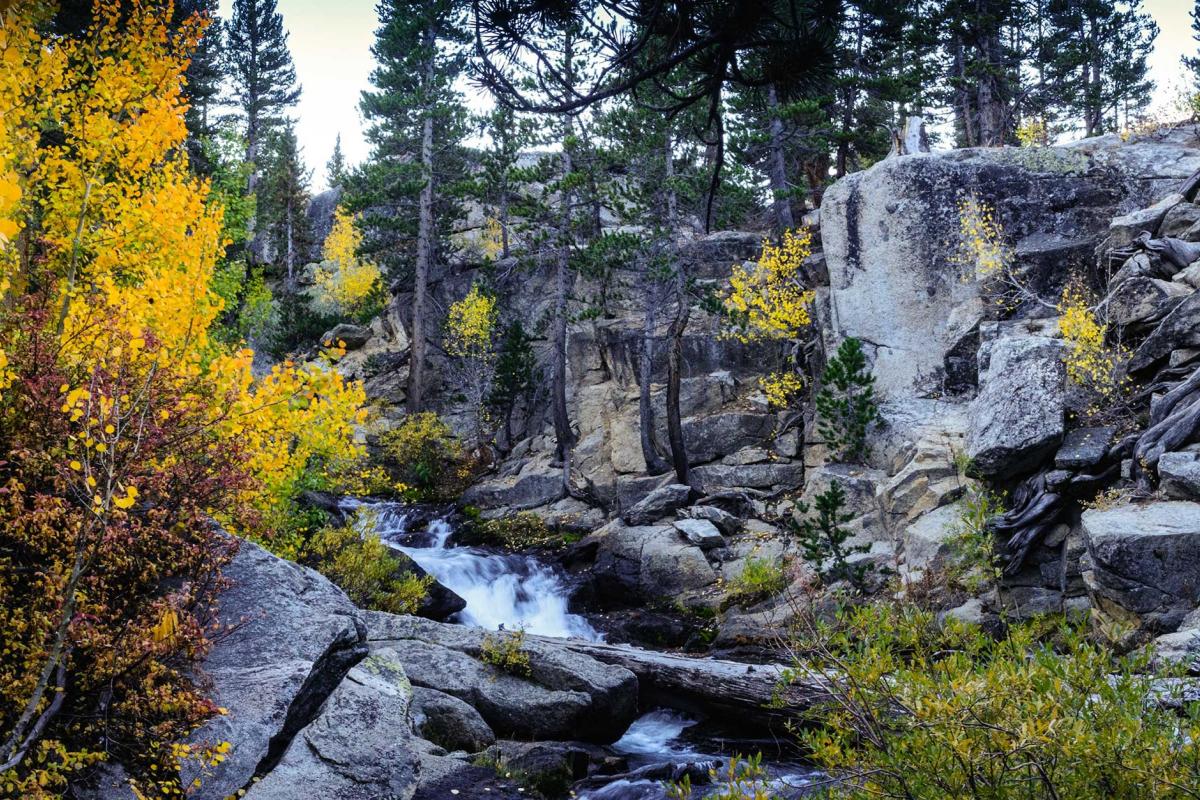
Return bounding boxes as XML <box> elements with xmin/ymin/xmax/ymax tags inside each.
<box><xmin>346</xmin><ymin>499</ymin><xmax>820</xmax><ymax>799</ymax></box>
<box><xmin>348</xmin><ymin>500</ymin><xmax>600</xmax><ymax>640</ymax></box>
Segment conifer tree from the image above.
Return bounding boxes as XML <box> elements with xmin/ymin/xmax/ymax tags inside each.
<box><xmin>1186</xmin><ymin>0</ymin><xmax>1200</xmax><ymax>89</ymax></box>
<box><xmin>225</xmin><ymin>0</ymin><xmax>301</xmax><ymax>187</ymax></box>
<box><xmin>355</xmin><ymin>0</ymin><xmax>468</xmax><ymax>414</ymax></box>
<box><xmin>175</xmin><ymin>0</ymin><xmax>225</xmax><ymax>172</ymax></box>
<box><xmin>326</xmin><ymin>132</ymin><xmax>348</xmax><ymax>190</ymax></box>
<box><xmin>258</xmin><ymin>123</ymin><xmax>315</xmax><ymax>287</ymax></box>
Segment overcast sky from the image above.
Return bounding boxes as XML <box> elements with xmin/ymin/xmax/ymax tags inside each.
<box><xmin>220</xmin><ymin>0</ymin><xmax>1198</xmax><ymax>192</ymax></box>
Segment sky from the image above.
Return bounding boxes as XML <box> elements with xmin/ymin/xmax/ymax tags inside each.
<box><xmin>223</xmin><ymin>0</ymin><xmax>1199</xmax><ymax>192</ymax></box>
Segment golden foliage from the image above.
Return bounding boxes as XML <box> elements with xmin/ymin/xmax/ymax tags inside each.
<box><xmin>723</xmin><ymin>228</ymin><xmax>816</xmax><ymax>342</ymax></box>
<box><xmin>1015</xmin><ymin>118</ymin><xmax>1048</xmax><ymax>147</ymax></box>
<box><xmin>952</xmin><ymin>195</ymin><xmax>1013</xmax><ymax>281</ymax></box>
<box><xmin>758</xmin><ymin>371</ymin><xmax>805</xmax><ymax>409</ymax></box>
<box><xmin>313</xmin><ymin>207</ymin><xmax>382</xmax><ymax>315</ymax></box>
<box><xmin>1058</xmin><ymin>280</ymin><xmax>1129</xmax><ymax>409</ymax></box>
<box><xmin>445</xmin><ymin>284</ymin><xmax>498</xmax><ymax>359</ymax></box>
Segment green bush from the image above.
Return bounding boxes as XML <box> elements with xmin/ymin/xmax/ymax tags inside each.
<box><xmin>299</xmin><ymin>523</ymin><xmax>431</xmax><ymax>614</ymax></box>
<box><xmin>380</xmin><ymin>412</ymin><xmax>473</xmax><ymax>501</ymax></box>
<box><xmin>725</xmin><ymin>557</ymin><xmax>787</xmax><ymax>607</ymax></box>
<box><xmin>480</xmin><ymin>629</ymin><xmax>532</xmax><ymax>677</ymax></box>
<box><xmin>792</xmin><ymin>603</ymin><xmax>1200</xmax><ymax>799</ymax></box>
<box><xmin>816</xmin><ymin>337</ymin><xmax>881</xmax><ymax>463</ymax></box>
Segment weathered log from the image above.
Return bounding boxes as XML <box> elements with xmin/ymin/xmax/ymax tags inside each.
<box><xmin>1132</xmin><ymin>231</ymin><xmax>1200</xmax><ymax>271</ymax></box>
<box><xmin>990</xmin><ymin>471</ymin><xmax>1066</xmax><ymax>573</ymax></box>
<box><xmin>541</xmin><ymin>637</ymin><xmax>833</xmax><ymax>731</ymax></box>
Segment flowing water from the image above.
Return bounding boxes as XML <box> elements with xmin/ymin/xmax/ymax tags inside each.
<box><xmin>347</xmin><ymin>499</ymin><xmax>820</xmax><ymax>798</ymax></box>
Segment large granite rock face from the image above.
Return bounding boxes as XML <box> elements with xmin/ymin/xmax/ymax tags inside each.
<box><xmin>1083</xmin><ymin>502</ymin><xmax>1200</xmax><ymax>636</ymax></box>
<box><xmin>364</xmin><ymin>613</ymin><xmax>639</xmax><ymax>744</ymax></box>
<box><xmin>182</xmin><ymin>541</ymin><xmax>370</xmax><ymax>800</ymax></box>
<box><xmin>820</xmin><ymin>138</ymin><xmax>1200</xmax><ymax>398</ymax></box>
<box><xmin>966</xmin><ymin>335</ymin><xmax>1065</xmax><ymax>479</ymax></box>
<box><xmin>587</xmin><ymin>520</ymin><xmax>719</xmax><ymax>603</ymax></box>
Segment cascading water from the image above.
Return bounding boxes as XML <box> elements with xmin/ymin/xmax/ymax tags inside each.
<box><xmin>345</xmin><ymin>499</ymin><xmax>820</xmax><ymax>799</ymax></box>
<box><xmin>348</xmin><ymin>500</ymin><xmax>600</xmax><ymax>640</ymax></box>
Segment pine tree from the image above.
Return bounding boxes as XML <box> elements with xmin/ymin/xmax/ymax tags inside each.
<box><xmin>258</xmin><ymin>123</ymin><xmax>315</xmax><ymax>287</ymax></box>
<box><xmin>355</xmin><ymin>0</ymin><xmax>469</xmax><ymax>414</ymax></box>
<box><xmin>488</xmin><ymin>321</ymin><xmax>538</xmax><ymax>450</ymax></box>
<box><xmin>326</xmin><ymin>132</ymin><xmax>347</xmax><ymax>190</ymax></box>
<box><xmin>1044</xmin><ymin>0</ymin><xmax>1156</xmax><ymax>136</ymax></box>
<box><xmin>1186</xmin><ymin>0</ymin><xmax>1200</xmax><ymax>88</ymax></box>
<box><xmin>175</xmin><ymin>0</ymin><xmax>225</xmax><ymax>173</ymax></box>
<box><xmin>816</xmin><ymin>337</ymin><xmax>882</xmax><ymax>463</ymax></box>
<box><xmin>225</xmin><ymin>0</ymin><xmax>301</xmax><ymax>186</ymax></box>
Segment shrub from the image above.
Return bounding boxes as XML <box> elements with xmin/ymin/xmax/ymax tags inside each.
<box><xmin>815</xmin><ymin>338</ymin><xmax>881</xmax><ymax>462</ymax></box>
<box><xmin>445</xmin><ymin>284</ymin><xmax>499</xmax><ymax>447</ymax></box>
<box><xmin>668</xmin><ymin>754</ymin><xmax>775</xmax><ymax>800</ymax></box>
<box><xmin>758</xmin><ymin>370</ymin><xmax>805</xmax><ymax>410</ymax></box>
<box><xmin>946</xmin><ymin>482</ymin><xmax>1005</xmax><ymax>592</ymax></box>
<box><xmin>722</xmin><ymin>228</ymin><xmax>816</xmax><ymax>342</ymax></box>
<box><xmin>725</xmin><ymin>557</ymin><xmax>788</xmax><ymax>607</ymax></box>
<box><xmin>1058</xmin><ymin>279</ymin><xmax>1130</xmax><ymax>416</ymax></box>
<box><xmin>480</xmin><ymin>630</ymin><xmax>532</xmax><ymax>677</ymax></box>
<box><xmin>312</xmin><ymin>207</ymin><xmax>384</xmax><ymax>317</ymax></box>
<box><xmin>792</xmin><ymin>480</ymin><xmax>871</xmax><ymax>591</ymax></box>
<box><xmin>792</xmin><ymin>603</ymin><xmax>1200</xmax><ymax>800</ymax></box>
<box><xmin>380</xmin><ymin>413</ymin><xmax>472</xmax><ymax>501</ymax></box>
<box><xmin>298</xmin><ymin>523</ymin><xmax>430</xmax><ymax>614</ymax></box>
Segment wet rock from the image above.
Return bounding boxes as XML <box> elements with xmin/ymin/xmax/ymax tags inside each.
<box><xmin>673</xmin><ymin>518</ymin><xmax>725</xmax><ymax>550</ymax></box>
<box><xmin>411</xmin><ymin>687</ymin><xmax>496</xmax><ymax>753</ymax></box>
<box><xmin>1160</xmin><ymin>451</ymin><xmax>1200</xmax><ymax>500</ymax></box>
<box><xmin>622</xmin><ymin>483</ymin><xmax>692</xmax><ymax>525</ymax></box>
<box><xmin>1054</xmin><ymin>426</ymin><xmax>1115</xmax><ymax>470</ymax></box>
<box><xmin>966</xmin><ymin>335</ymin><xmax>1065</xmax><ymax>478</ymax></box>
<box><xmin>390</xmin><ymin>549</ymin><xmax>467</xmax><ymax>621</ymax></box>
<box><xmin>1083</xmin><ymin>501</ymin><xmax>1200</xmax><ymax>634</ymax></box>
<box><xmin>482</xmin><ymin>741</ymin><xmax>591</xmax><ymax>797</ymax></box>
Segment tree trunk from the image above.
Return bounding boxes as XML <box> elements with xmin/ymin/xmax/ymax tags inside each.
<box><xmin>766</xmin><ymin>83</ymin><xmax>794</xmax><ymax>235</ymax></box>
<box><xmin>407</xmin><ymin>25</ymin><xmax>436</xmax><ymax>414</ymax></box>
<box><xmin>552</xmin><ymin>128</ymin><xmax>576</xmax><ymax>491</ymax></box>
<box><xmin>638</xmin><ymin>276</ymin><xmax>669</xmax><ymax>475</ymax></box>
<box><xmin>662</xmin><ymin>129</ymin><xmax>689</xmax><ymax>484</ymax></box>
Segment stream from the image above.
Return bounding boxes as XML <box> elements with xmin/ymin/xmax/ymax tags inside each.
<box><xmin>348</xmin><ymin>500</ymin><xmax>820</xmax><ymax>799</ymax></box>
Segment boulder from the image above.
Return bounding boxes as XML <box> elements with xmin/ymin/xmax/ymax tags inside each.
<box><xmin>410</xmin><ymin>687</ymin><xmax>496</xmax><ymax>753</ymax></box>
<box><xmin>622</xmin><ymin>482</ymin><xmax>692</xmax><ymax>525</ymax></box>
<box><xmin>689</xmin><ymin>462</ymin><xmax>804</xmax><ymax>492</ymax></box>
<box><xmin>903</xmin><ymin>501</ymin><xmax>964</xmax><ymax>572</ymax></box>
<box><xmin>1082</xmin><ymin>501</ymin><xmax>1200</xmax><ymax>633</ymax></box>
<box><xmin>1054</xmin><ymin>426</ymin><xmax>1116</xmax><ymax>470</ymax></box>
<box><xmin>321</xmin><ymin>322</ymin><xmax>373</xmax><ymax>350</ymax></box>
<box><xmin>1129</xmin><ymin>291</ymin><xmax>1200</xmax><ymax>373</ymax></box>
<box><xmin>966</xmin><ymin>335</ymin><xmax>1065</xmax><ymax>478</ymax></box>
<box><xmin>461</xmin><ymin>461</ymin><xmax>565</xmax><ymax>511</ymax></box>
<box><xmin>679</xmin><ymin>504</ymin><xmax>742</xmax><ymax>535</ymax></box>
<box><xmin>365</xmin><ymin>613</ymin><xmax>639</xmax><ymax>744</ymax></box>
<box><xmin>390</xmin><ymin>548</ymin><xmax>467</xmax><ymax>621</ymax></box>
<box><xmin>1101</xmin><ymin>276</ymin><xmax>1191</xmax><ymax>326</ymax></box>
<box><xmin>820</xmin><ymin>145</ymin><xmax>1137</xmax><ymax>398</ymax></box>
<box><xmin>482</xmin><ymin>741</ymin><xmax>591</xmax><ymax>797</ymax></box>
<box><xmin>244</xmin><ymin>649</ymin><xmax>420</xmax><ymax>800</ymax></box>
<box><xmin>590</xmin><ymin>520</ymin><xmax>718</xmax><ymax>602</ymax></box>
<box><xmin>1160</xmin><ymin>451</ymin><xmax>1200</xmax><ymax>500</ymax></box>
<box><xmin>182</xmin><ymin>541</ymin><xmax>369</xmax><ymax>800</ymax></box>
<box><xmin>1158</xmin><ymin>201</ymin><xmax>1200</xmax><ymax>239</ymax></box>
<box><xmin>673</xmin><ymin>518</ymin><xmax>725</xmax><ymax>550</ymax></box>
<box><xmin>1108</xmin><ymin>193</ymin><xmax>1184</xmax><ymax>247</ymax></box>
<box><xmin>1175</xmin><ymin>262</ymin><xmax>1200</xmax><ymax>290</ymax></box>
<box><xmin>682</xmin><ymin>412</ymin><xmax>775</xmax><ymax>465</ymax></box>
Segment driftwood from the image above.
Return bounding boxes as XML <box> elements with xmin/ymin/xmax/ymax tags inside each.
<box><xmin>1134</xmin><ymin>369</ymin><xmax>1200</xmax><ymax>485</ymax></box>
<box><xmin>540</xmin><ymin>637</ymin><xmax>833</xmax><ymax>730</ymax></box>
<box><xmin>990</xmin><ymin>471</ymin><xmax>1066</xmax><ymax>574</ymax></box>
<box><xmin>1130</xmin><ymin>231</ymin><xmax>1200</xmax><ymax>271</ymax></box>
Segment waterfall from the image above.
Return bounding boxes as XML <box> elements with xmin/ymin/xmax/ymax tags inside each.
<box><xmin>350</xmin><ymin>500</ymin><xmax>600</xmax><ymax>641</ymax></box>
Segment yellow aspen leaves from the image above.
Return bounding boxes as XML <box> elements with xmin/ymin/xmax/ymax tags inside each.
<box><xmin>953</xmin><ymin>195</ymin><xmax>1013</xmax><ymax>281</ymax></box>
<box><xmin>445</xmin><ymin>283</ymin><xmax>498</xmax><ymax>359</ymax></box>
<box><xmin>722</xmin><ymin>228</ymin><xmax>816</xmax><ymax>342</ymax></box>
<box><xmin>1058</xmin><ymin>280</ymin><xmax>1129</xmax><ymax>411</ymax></box>
<box><xmin>313</xmin><ymin>207</ymin><xmax>382</xmax><ymax>315</ymax></box>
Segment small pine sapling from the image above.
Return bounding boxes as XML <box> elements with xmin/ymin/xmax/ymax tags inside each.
<box><xmin>815</xmin><ymin>337</ymin><xmax>881</xmax><ymax>462</ymax></box>
<box><xmin>792</xmin><ymin>480</ymin><xmax>872</xmax><ymax>591</ymax></box>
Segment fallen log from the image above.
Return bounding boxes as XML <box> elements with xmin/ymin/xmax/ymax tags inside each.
<box><xmin>540</xmin><ymin>637</ymin><xmax>833</xmax><ymax>731</ymax></box>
